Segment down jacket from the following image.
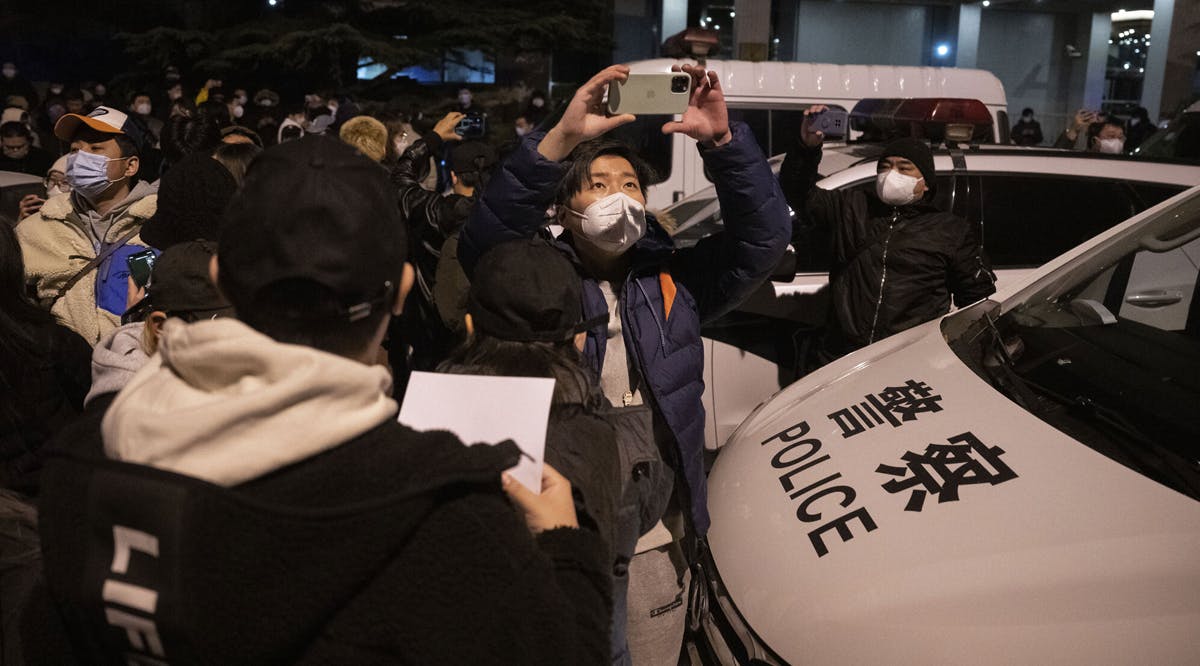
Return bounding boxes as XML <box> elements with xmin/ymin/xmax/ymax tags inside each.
<box><xmin>459</xmin><ymin>122</ymin><xmax>792</xmax><ymax>533</ymax></box>
<box><xmin>16</xmin><ymin>189</ymin><xmax>156</xmax><ymax>344</ymax></box>
<box><xmin>780</xmin><ymin>142</ymin><xmax>996</xmax><ymax>366</ymax></box>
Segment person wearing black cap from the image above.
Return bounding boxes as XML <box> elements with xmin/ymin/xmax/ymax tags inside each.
<box><xmin>33</xmin><ymin>135</ymin><xmax>610</xmax><ymax>664</ymax></box>
<box><xmin>780</xmin><ymin>104</ymin><xmax>996</xmax><ymax>371</ymax></box>
<box><xmin>389</xmin><ymin>110</ymin><xmax>498</xmax><ymax>396</ymax></box>
<box><xmin>440</xmin><ymin>238</ymin><xmax>671</xmax><ymax>665</ymax></box>
<box><xmin>41</xmin><ymin>241</ymin><xmax>234</xmax><ymax>466</ymax></box>
<box><xmin>16</xmin><ymin>105</ymin><xmax>158</xmax><ymax>345</ymax></box>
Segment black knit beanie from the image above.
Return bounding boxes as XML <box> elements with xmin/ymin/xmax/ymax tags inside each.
<box><xmin>141</xmin><ymin>152</ymin><xmax>238</xmax><ymax>249</ymax></box>
<box><xmin>879</xmin><ymin>138</ymin><xmax>936</xmax><ymax>197</ymax></box>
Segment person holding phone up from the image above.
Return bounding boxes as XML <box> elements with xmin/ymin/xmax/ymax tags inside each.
<box><xmin>780</xmin><ymin>105</ymin><xmax>996</xmax><ymax>373</ymax></box>
<box><xmin>459</xmin><ymin>64</ymin><xmax>790</xmax><ymax>665</ymax></box>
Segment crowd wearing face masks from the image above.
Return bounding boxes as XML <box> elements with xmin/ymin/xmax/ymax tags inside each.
<box><xmin>0</xmin><ymin>57</ymin><xmax>799</xmax><ymax>665</ymax></box>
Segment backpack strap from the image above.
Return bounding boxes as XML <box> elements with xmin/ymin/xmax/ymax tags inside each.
<box><xmin>44</xmin><ymin>226</ymin><xmax>142</xmax><ymax>309</ymax></box>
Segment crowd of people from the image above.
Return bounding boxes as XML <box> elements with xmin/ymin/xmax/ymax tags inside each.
<box><xmin>1</xmin><ymin>56</ymin><xmax>1001</xmax><ymax>664</ymax></box>
<box><xmin>1011</xmin><ymin>105</ymin><xmax>1157</xmax><ymax>153</ymax></box>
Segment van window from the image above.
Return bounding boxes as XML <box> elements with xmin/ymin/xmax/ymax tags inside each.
<box><xmin>608</xmin><ymin>116</ymin><xmax>674</xmax><ymax>186</ymax></box>
<box><xmin>727</xmin><ymin>107</ymin><xmax>848</xmax><ymax>171</ymax></box>
<box><xmin>978</xmin><ymin>175</ymin><xmax>1138</xmax><ymax>267</ymax></box>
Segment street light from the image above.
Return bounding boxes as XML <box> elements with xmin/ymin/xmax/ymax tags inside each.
<box><xmin>935</xmin><ymin>43</ymin><xmax>951</xmax><ymax>58</ymax></box>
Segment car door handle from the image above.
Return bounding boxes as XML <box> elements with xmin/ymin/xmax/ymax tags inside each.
<box><xmin>1125</xmin><ymin>290</ymin><xmax>1184</xmax><ymax>307</ymax></box>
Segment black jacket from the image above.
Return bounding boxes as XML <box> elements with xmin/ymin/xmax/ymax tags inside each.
<box><xmin>0</xmin><ymin>321</ymin><xmax>91</xmax><ymax>495</ymax></box>
<box><xmin>33</xmin><ymin>420</ymin><xmax>612</xmax><ymax>665</ymax></box>
<box><xmin>392</xmin><ymin>132</ymin><xmax>475</xmax><ymax>302</ymax></box>
<box><xmin>780</xmin><ymin>143</ymin><xmax>995</xmax><ymax>366</ymax></box>
<box><xmin>390</xmin><ymin>134</ymin><xmax>476</xmax><ymax>383</ymax></box>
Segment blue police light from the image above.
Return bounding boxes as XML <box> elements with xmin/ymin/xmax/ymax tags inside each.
<box><xmin>935</xmin><ymin>43</ymin><xmax>951</xmax><ymax>58</ymax></box>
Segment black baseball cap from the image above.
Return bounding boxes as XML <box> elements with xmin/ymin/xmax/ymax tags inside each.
<box><xmin>468</xmin><ymin>238</ymin><xmax>606</xmax><ymax>342</ymax></box>
<box><xmin>218</xmin><ymin>135</ymin><xmax>406</xmax><ymax>322</ymax></box>
<box><xmin>123</xmin><ymin>241</ymin><xmax>232</xmax><ymax>324</ymax></box>
<box><xmin>448</xmin><ymin>140</ymin><xmax>497</xmax><ymax>175</ymax></box>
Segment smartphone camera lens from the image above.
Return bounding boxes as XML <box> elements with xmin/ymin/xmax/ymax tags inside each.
<box><xmin>671</xmin><ymin>75</ymin><xmax>689</xmax><ymax>94</ymax></box>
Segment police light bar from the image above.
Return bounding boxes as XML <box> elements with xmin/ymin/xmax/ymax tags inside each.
<box><xmin>849</xmin><ymin>98</ymin><xmax>994</xmax><ymax>144</ymax></box>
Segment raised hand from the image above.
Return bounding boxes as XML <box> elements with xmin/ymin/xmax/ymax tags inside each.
<box><xmin>800</xmin><ymin>104</ymin><xmax>830</xmax><ymax>148</ymax></box>
<box><xmin>661</xmin><ymin>64</ymin><xmax>731</xmax><ymax>147</ymax></box>
<box><xmin>539</xmin><ymin>65</ymin><xmax>637</xmax><ymax>162</ymax></box>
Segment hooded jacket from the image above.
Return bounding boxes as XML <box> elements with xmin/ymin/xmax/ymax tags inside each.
<box><xmin>458</xmin><ymin>122</ymin><xmax>792</xmax><ymax>533</ymax></box>
<box><xmin>33</xmin><ymin>318</ymin><xmax>611</xmax><ymax>664</ymax></box>
<box><xmin>16</xmin><ymin>184</ymin><xmax>157</xmax><ymax>344</ymax></box>
<box><xmin>780</xmin><ymin>142</ymin><xmax>996</xmax><ymax>366</ymax></box>
<box><xmin>84</xmin><ymin>321</ymin><xmax>149</xmax><ymax>407</ymax></box>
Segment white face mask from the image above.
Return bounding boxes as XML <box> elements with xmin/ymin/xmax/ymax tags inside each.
<box><xmin>515</xmin><ymin>125</ymin><xmax>530</xmax><ymax>137</ymax></box>
<box><xmin>232</xmin><ymin>104</ymin><xmax>244</xmax><ymax>119</ymax></box>
<box><xmin>1097</xmin><ymin>137</ymin><xmax>1125</xmax><ymax>154</ymax></box>
<box><xmin>876</xmin><ymin>169</ymin><xmax>923</xmax><ymax>206</ymax></box>
<box><xmin>135</xmin><ymin>103</ymin><xmax>152</xmax><ymax>116</ymax></box>
<box><xmin>567</xmin><ymin>192</ymin><xmax>647</xmax><ymax>256</ymax></box>
<box><xmin>531</xmin><ymin>97</ymin><xmax>545</xmax><ymax>108</ymax></box>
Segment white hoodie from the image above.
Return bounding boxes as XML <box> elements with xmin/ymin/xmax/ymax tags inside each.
<box><xmin>85</xmin><ymin>321</ymin><xmax>150</xmax><ymax>407</ymax></box>
<box><xmin>102</xmin><ymin>318</ymin><xmax>397</xmax><ymax>486</ymax></box>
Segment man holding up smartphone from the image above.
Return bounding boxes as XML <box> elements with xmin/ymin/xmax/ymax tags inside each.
<box><xmin>459</xmin><ymin>63</ymin><xmax>790</xmax><ymax>665</ymax></box>
<box><xmin>780</xmin><ymin>105</ymin><xmax>995</xmax><ymax>372</ymax></box>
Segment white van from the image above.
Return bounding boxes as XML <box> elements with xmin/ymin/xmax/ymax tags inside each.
<box><xmin>616</xmin><ymin>59</ymin><xmax>1009</xmax><ymax>209</ymax></box>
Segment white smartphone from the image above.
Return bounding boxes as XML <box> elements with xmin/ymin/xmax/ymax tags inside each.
<box><xmin>607</xmin><ymin>73</ymin><xmax>692</xmax><ymax>116</ymax></box>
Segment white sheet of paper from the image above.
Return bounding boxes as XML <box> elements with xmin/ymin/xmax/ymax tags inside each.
<box><xmin>398</xmin><ymin>371</ymin><xmax>554</xmax><ymax>493</ymax></box>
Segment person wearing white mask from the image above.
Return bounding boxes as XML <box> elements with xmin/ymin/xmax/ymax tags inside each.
<box><xmin>781</xmin><ymin>104</ymin><xmax>995</xmax><ymax>371</ymax></box>
<box><xmin>16</xmin><ymin>105</ymin><xmax>158</xmax><ymax>345</ymax></box>
<box><xmin>1087</xmin><ymin>118</ymin><xmax>1127</xmax><ymax>154</ymax></box>
<box><xmin>128</xmin><ymin>91</ymin><xmax>164</xmax><ymax>142</ymax></box>
<box><xmin>458</xmin><ymin>63</ymin><xmax>791</xmax><ymax>665</ymax></box>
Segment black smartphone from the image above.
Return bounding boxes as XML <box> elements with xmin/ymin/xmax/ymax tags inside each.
<box><xmin>809</xmin><ymin>108</ymin><xmax>849</xmax><ymax>138</ymax></box>
<box><xmin>126</xmin><ymin>249</ymin><xmax>157</xmax><ymax>288</ymax></box>
<box><xmin>455</xmin><ymin>111</ymin><xmax>487</xmax><ymax>139</ymax></box>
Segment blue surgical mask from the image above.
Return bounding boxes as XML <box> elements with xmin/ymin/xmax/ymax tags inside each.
<box><xmin>66</xmin><ymin>150</ymin><xmax>128</xmax><ymax>202</ymax></box>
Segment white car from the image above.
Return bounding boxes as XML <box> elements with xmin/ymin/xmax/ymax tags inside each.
<box><xmin>696</xmin><ymin>185</ymin><xmax>1200</xmax><ymax>664</ymax></box>
<box><xmin>678</xmin><ymin>147</ymin><xmax>1200</xmax><ymax>449</ymax></box>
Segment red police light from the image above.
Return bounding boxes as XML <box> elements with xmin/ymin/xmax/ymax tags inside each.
<box><xmin>850</xmin><ymin>98</ymin><xmax>994</xmax><ymax>143</ymax></box>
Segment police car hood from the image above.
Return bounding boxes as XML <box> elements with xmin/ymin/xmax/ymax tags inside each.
<box><xmin>706</xmin><ymin>315</ymin><xmax>1200</xmax><ymax>664</ymax></box>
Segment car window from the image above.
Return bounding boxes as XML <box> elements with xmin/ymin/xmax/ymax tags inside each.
<box><xmin>953</xmin><ymin>213</ymin><xmax>1200</xmax><ymax>499</ymax></box>
<box><xmin>1130</xmin><ymin>182</ymin><xmax>1188</xmax><ymax>210</ymax></box>
<box><xmin>978</xmin><ymin>175</ymin><xmax>1138</xmax><ymax>267</ymax></box>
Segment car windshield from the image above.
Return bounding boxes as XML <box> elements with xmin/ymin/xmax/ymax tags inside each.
<box><xmin>947</xmin><ymin>192</ymin><xmax>1200</xmax><ymax>500</ymax></box>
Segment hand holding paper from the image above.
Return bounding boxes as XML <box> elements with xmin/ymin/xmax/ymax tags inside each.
<box><xmin>503</xmin><ymin>463</ymin><xmax>578</xmax><ymax>533</ymax></box>
<box><xmin>398</xmin><ymin>372</ymin><xmax>554</xmax><ymax>493</ymax></box>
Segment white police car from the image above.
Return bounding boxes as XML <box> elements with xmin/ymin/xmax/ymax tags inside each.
<box><xmin>681</xmin><ymin>147</ymin><xmax>1200</xmax><ymax>450</ymax></box>
<box><xmin>695</xmin><ymin>185</ymin><xmax>1200</xmax><ymax>664</ymax></box>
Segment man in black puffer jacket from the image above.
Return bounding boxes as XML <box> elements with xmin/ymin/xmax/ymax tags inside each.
<box><xmin>780</xmin><ymin>106</ymin><xmax>996</xmax><ymax>371</ymax></box>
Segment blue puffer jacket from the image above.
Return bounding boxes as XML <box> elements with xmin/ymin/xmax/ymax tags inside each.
<box><xmin>459</xmin><ymin>122</ymin><xmax>791</xmax><ymax>533</ymax></box>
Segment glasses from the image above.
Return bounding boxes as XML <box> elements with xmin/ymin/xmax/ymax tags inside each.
<box><xmin>45</xmin><ymin>175</ymin><xmax>71</xmax><ymax>191</ymax></box>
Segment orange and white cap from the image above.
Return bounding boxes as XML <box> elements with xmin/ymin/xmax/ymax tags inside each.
<box><xmin>53</xmin><ymin>106</ymin><xmax>129</xmax><ymax>141</ymax></box>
